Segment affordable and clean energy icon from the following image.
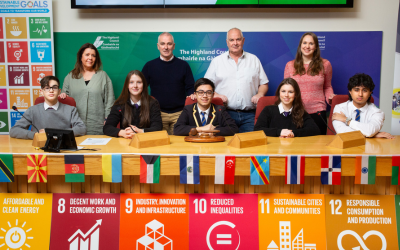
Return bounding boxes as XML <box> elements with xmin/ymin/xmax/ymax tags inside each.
<box><xmin>206</xmin><ymin>221</ymin><xmax>240</xmax><ymax>250</ymax></box>
<box><xmin>136</xmin><ymin>219</ymin><xmax>173</xmax><ymax>250</ymax></box>
<box><xmin>0</xmin><ymin>219</ymin><xmax>34</xmax><ymax>249</ymax></box>
<box><xmin>337</xmin><ymin>230</ymin><xmax>387</xmax><ymax>250</ymax></box>
<box><xmin>68</xmin><ymin>219</ymin><xmax>102</xmax><ymax>250</ymax></box>
<box><xmin>37</xmin><ymin>50</ymin><xmax>45</xmax><ymax>61</ymax></box>
<box><xmin>14</xmin><ymin>49</ymin><xmax>23</xmax><ymax>61</ymax></box>
<box><xmin>267</xmin><ymin>221</ymin><xmax>316</xmax><ymax>250</ymax></box>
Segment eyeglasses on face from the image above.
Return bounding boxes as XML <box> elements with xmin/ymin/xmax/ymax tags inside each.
<box><xmin>195</xmin><ymin>90</ymin><xmax>214</xmax><ymax>96</ymax></box>
<box><xmin>42</xmin><ymin>86</ymin><xmax>59</xmax><ymax>92</ymax></box>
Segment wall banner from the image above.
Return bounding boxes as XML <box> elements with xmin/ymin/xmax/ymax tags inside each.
<box><xmin>392</xmin><ymin>1</ymin><xmax>400</xmax><ymax>135</ymax></box>
<box><xmin>0</xmin><ymin>0</ymin><xmax>54</xmax><ymax>134</ymax></box>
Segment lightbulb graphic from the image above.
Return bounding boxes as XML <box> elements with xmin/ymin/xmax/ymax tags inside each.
<box><xmin>14</xmin><ymin>49</ymin><xmax>23</xmax><ymax>61</ymax></box>
<box><xmin>0</xmin><ymin>219</ymin><xmax>33</xmax><ymax>249</ymax></box>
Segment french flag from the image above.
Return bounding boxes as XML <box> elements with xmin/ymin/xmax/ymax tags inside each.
<box><xmin>321</xmin><ymin>155</ymin><xmax>341</xmax><ymax>185</ymax></box>
<box><xmin>285</xmin><ymin>155</ymin><xmax>305</xmax><ymax>184</ymax></box>
<box><xmin>180</xmin><ymin>155</ymin><xmax>200</xmax><ymax>184</ymax></box>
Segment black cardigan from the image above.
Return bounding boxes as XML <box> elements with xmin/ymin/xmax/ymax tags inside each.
<box><xmin>254</xmin><ymin>105</ymin><xmax>320</xmax><ymax>137</ymax></box>
<box><xmin>103</xmin><ymin>98</ymin><xmax>163</xmax><ymax>137</ymax></box>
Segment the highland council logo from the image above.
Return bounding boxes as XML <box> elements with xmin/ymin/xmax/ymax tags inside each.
<box><xmin>0</xmin><ymin>121</ymin><xmax>6</xmax><ymax>129</ymax></box>
<box><xmin>93</xmin><ymin>36</ymin><xmax>119</xmax><ymax>50</ymax></box>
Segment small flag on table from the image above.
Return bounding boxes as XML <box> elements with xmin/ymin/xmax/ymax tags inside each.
<box><xmin>250</xmin><ymin>156</ymin><xmax>270</xmax><ymax>185</ymax></box>
<box><xmin>391</xmin><ymin>156</ymin><xmax>400</xmax><ymax>185</ymax></box>
<box><xmin>27</xmin><ymin>154</ymin><xmax>47</xmax><ymax>183</ymax></box>
<box><xmin>102</xmin><ymin>154</ymin><xmax>122</xmax><ymax>183</ymax></box>
<box><xmin>140</xmin><ymin>155</ymin><xmax>161</xmax><ymax>184</ymax></box>
<box><xmin>285</xmin><ymin>155</ymin><xmax>305</xmax><ymax>185</ymax></box>
<box><xmin>321</xmin><ymin>155</ymin><xmax>341</xmax><ymax>185</ymax></box>
<box><xmin>0</xmin><ymin>154</ymin><xmax>14</xmax><ymax>182</ymax></box>
<box><xmin>355</xmin><ymin>155</ymin><xmax>376</xmax><ymax>185</ymax></box>
<box><xmin>215</xmin><ymin>155</ymin><xmax>235</xmax><ymax>185</ymax></box>
<box><xmin>65</xmin><ymin>155</ymin><xmax>85</xmax><ymax>182</ymax></box>
<box><xmin>180</xmin><ymin>155</ymin><xmax>200</xmax><ymax>184</ymax></box>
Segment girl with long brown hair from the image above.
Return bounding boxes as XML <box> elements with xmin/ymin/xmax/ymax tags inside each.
<box><xmin>254</xmin><ymin>78</ymin><xmax>320</xmax><ymax>137</ymax></box>
<box><xmin>103</xmin><ymin>70</ymin><xmax>162</xmax><ymax>138</ymax></box>
<box><xmin>284</xmin><ymin>32</ymin><xmax>335</xmax><ymax>135</ymax></box>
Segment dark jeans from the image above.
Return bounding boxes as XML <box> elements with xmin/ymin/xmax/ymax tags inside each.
<box><xmin>227</xmin><ymin>110</ymin><xmax>255</xmax><ymax>133</ymax></box>
<box><xmin>309</xmin><ymin>111</ymin><xmax>327</xmax><ymax>135</ymax></box>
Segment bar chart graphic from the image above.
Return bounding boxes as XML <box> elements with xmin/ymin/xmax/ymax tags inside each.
<box><xmin>68</xmin><ymin>219</ymin><xmax>102</xmax><ymax>250</ymax></box>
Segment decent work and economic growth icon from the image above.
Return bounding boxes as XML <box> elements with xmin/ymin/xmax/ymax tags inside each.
<box><xmin>68</xmin><ymin>219</ymin><xmax>102</xmax><ymax>250</ymax></box>
<box><xmin>267</xmin><ymin>221</ymin><xmax>317</xmax><ymax>250</ymax></box>
<box><xmin>0</xmin><ymin>219</ymin><xmax>34</xmax><ymax>249</ymax></box>
<box><xmin>136</xmin><ymin>219</ymin><xmax>173</xmax><ymax>250</ymax></box>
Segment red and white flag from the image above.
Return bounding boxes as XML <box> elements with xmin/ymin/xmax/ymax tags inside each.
<box><xmin>215</xmin><ymin>156</ymin><xmax>235</xmax><ymax>185</ymax></box>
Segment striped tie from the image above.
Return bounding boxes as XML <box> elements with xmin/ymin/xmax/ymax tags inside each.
<box><xmin>355</xmin><ymin>109</ymin><xmax>361</xmax><ymax>122</ymax></box>
<box><xmin>201</xmin><ymin>112</ymin><xmax>206</xmax><ymax>126</ymax></box>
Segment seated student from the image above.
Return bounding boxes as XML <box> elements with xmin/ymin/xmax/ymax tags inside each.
<box><xmin>173</xmin><ymin>78</ymin><xmax>238</xmax><ymax>136</ymax></box>
<box><xmin>10</xmin><ymin>76</ymin><xmax>86</xmax><ymax>139</ymax></box>
<box><xmin>254</xmin><ymin>78</ymin><xmax>320</xmax><ymax>137</ymax></box>
<box><xmin>103</xmin><ymin>70</ymin><xmax>162</xmax><ymax>138</ymax></box>
<box><xmin>332</xmin><ymin>73</ymin><xmax>394</xmax><ymax>139</ymax></box>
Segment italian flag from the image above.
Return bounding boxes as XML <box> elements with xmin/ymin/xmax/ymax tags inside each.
<box><xmin>391</xmin><ymin>156</ymin><xmax>400</xmax><ymax>185</ymax></box>
<box><xmin>140</xmin><ymin>155</ymin><xmax>160</xmax><ymax>184</ymax></box>
<box><xmin>355</xmin><ymin>155</ymin><xmax>376</xmax><ymax>185</ymax></box>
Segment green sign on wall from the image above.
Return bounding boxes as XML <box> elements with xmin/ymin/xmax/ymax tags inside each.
<box><xmin>29</xmin><ymin>17</ymin><xmax>51</xmax><ymax>39</ymax></box>
<box><xmin>0</xmin><ymin>112</ymin><xmax>9</xmax><ymax>133</ymax></box>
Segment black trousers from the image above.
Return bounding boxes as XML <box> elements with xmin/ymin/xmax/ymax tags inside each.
<box><xmin>309</xmin><ymin>111</ymin><xmax>327</xmax><ymax>135</ymax></box>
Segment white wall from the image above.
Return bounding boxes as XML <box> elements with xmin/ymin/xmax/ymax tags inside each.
<box><xmin>52</xmin><ymin>0</ymin><xmax>399</xmax><ymax>132</ymax></box>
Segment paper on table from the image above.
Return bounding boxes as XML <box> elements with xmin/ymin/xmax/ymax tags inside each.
<box><xmin>79</xmin><ymin>138</ymin><xmax>112</xmax><ymax>146</ymax></box>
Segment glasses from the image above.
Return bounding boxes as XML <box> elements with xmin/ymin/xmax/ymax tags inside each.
<box><xmin>43</xmin><ymin>86</ymin><xmax>59</xmax><ymax>92</ymax></box>
<box><xmin>196</xmin><ymin>90</ymin><xmax>213</xmax><ymax>97</ymax></box>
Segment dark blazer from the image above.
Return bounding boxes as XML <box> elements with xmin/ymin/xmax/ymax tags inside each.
<box><xmin>103</xmin><ymin>98</ymin><xmax>162</xmax><ymax>137</ymax></box>
<box><xmin>174</xmin><ymin>103</ymin><xmax>238</xmax><ymax>136</ymax></box>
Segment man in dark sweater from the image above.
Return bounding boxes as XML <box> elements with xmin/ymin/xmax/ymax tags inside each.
<box><xmin>10</xmin><ymin>76</ymin><xmax>86</xmax><ymax>139</ymax></box>
<box><xmin>174</xmin><ymin>78</ymin><xmax>238</xmax><ymax>136</ymax></box>
<box><xmin>142</xmin><ymin>32</ymin><xmax>195</xmax><ymax>135</ymax></box>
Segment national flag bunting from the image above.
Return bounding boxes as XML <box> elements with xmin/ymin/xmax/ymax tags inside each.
<box><xmin>102</xmin><ymin>154</ymin><xmax>122</xmax><ymax>183</ymax></box>
<box><xmin>215</xmin><ymin>155</ymin><xmax>235</xmax><ymax>185</ymax></box>
<box><xmin>321</xmin><ymin>155</ymin><xmax>341</xmax><ymax>185</ymax></box>
<box><xmin>391</xmin><ymin>156</ymin><xmax>400</xmax><ymax>185</ymax></box>
<box><xmin>355</xmin><ymin>155</ymin><xmax>376</xmax><ymax>185</ymax></box>
<box><xmin>285</xmin><ymin>155</ymin><xmax>305</xmax><ymax>185</ymax></box>
<box><xmin>140</xmin><ymin>155</ymin><xmax>160</xmax><ymax>184</ymax></box>
<box><xmin>250</xmin><ymin>156</ymin><xmax>269</xmax><ymax>185</ymax></box>
<box><xmin>65</xmin><ymin>155</ymin><xmax>85</xmax><ymax>182</ymax></box>
<box><xmin>180</xmin><ymin>155</ymin><xmax>200</xmax><ymax>184</ymax></box>
<box><xmin>0</xmin><ymin>154</ymin><xmax>14</xmax><ymax>183</ymax></box>
<box><xmin>27</xmin><ymin>154</ymin><xmax>47</xmax><ymax>183</ymax></box>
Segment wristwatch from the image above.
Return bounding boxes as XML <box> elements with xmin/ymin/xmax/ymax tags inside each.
<box><xmin>345</xmin><ymin>117</ymin><xmax>352</xmax><ymax>125</ymax></box>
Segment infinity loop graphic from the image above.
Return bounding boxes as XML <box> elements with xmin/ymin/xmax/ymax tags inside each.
<box><xmin>337</xmin><ymin>230</ymin><xmax>387</xmax><ymax>250</ymax></box>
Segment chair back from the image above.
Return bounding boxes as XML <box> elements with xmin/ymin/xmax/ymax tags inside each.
<box><xmin>327</xmin><ymin>94</ymin><xmax>374</xmax><ymax>135</ymax></box>
<box><xmin>34</xmin><ymin>96</ymin><xmax>77</xmax><ymax>107</ymax></box>
<box><xmin>255</xmin><ymin>96</ymin><xmax>277</xmax><ymax>125</ymax></box>
<box><xmin>184</xmin><ymin>97</ymin><xmax>224</xmax><ymax>106</ymax></box>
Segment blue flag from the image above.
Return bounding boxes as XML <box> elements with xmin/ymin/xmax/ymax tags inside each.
<box><xmin>250</xmin><ymin>156</ymin><xmax>270</xmax><ymax>185</ymax></box>
<box><xmin>180</xmin><ymin>155</ymin><xmax>200</xmax><ymax>184</ymax></box>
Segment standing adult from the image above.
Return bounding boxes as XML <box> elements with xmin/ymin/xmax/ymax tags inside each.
<box><xmin>142</xmin><ymin>32</ymin><xmax>195</xmax><ymax>135</ymax></box>
<box><xmin>204</xmin><ymin>27</ymin><xmax>269</xmax><ymax>133</ymax></box>
<box><xmin>60</xmin><ymin>43</ymin><xmax>115</xmax><ymax>135</ymax></box>
<box><xmin>284</xmin><ymin>32</ymin><xmax>335</xmax><ymax>135</ymax></box>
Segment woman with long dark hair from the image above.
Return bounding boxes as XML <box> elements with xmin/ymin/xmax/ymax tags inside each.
<box><xmin>284</xmin><ymin>32</ymin><xmax>335</xmax><ymax>135</ymax></box>
<box><xmin>254</xmin><ymin>78</ymin><xmax>320</xmax><ymax>137</ymax></box>
<box><xmin>103</xmin><ymin>70</ymin><xmax>162</xmax><ymax>138</ymax></box>
<box><xmin>60</xmin><ymin>43</ymin><xmax>115</xmax><ymax>135</ymax></box>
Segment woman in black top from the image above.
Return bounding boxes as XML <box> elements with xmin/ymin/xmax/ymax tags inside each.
<box><xmin>254</xmin><ymin>78</ymin><xmax>320</xmax><ymax>137</ymax></box>
<box><xmin>103</xmin><ymin>70</ymin><xmax>162</xmax><ymax>138</ymax></box>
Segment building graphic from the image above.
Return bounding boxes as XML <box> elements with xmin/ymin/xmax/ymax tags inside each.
<box><xmin>136</xmin><ymin>219</ymin><xmax>173</xmax><ymax>250</ymax></box>
<box><xmin>68</xmin><ymin>219</ymin><xmax>102</xmax><ymax>250</ymax></box>
<box><xmin>268</xmin><ymin>221</ymin><xmax>317</xmax><ymax>250</ymax></box>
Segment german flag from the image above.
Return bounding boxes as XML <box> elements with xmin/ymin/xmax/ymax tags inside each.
<box><xmin>27</xmin><ymin>154</ymin><xmax>47</xmax><ymax>183</ymax></box>
<box><xmin>0</xmin><ymin>155</ymin><xmax>14</xmax><ymax>182</ymax></box>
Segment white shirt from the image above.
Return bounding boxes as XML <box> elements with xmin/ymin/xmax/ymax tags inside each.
<box><xmin>44</xmin><ymin>101</ymin><xmax>60</xmax><ymax>111</ymax></box>
<box><xmin>130</xmin><ymin>99</ymin><xmax>141</xmax><ymax>106</ymax></box>
<box><xmin>278</xmin><ymin>103</ymin><xmax>293</xmax><ymax>116</ymax></box>
<box><xmin>332</xmin><ymin>100</ymin><xmax>384</xmax><ymax>137</ymax></box>
<box><xmin>197</xmin><ymin>105</ymin><xmax>210</xmax><ymax>124</ymax></box>
<box><xmin>160</xmin><ymin>55</ymin><xmax>174</xmax><ymax>62</ymax></box>
<box><xmin>204</xmin><ymin>51</ymin><xmax>269</xmax><ymax>110</ymax></box>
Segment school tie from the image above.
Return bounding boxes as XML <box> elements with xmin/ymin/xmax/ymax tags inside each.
<box><xmin>283</xmin><ymin>111</ymin><xmax>290</xmax><ymax>117</ymax></box>
<box><xmin>355</xmin><ymin>109</ymin><xmax>361</xmax><ymax>122</ymax></box>
<box><xmin>134</xmin><ymin>104</ymin><xmax>139</xmax><ymax>109</ymax></box>
<box><xmin>201</xmin><ymin>112</ymin><xmax>207</xmax><ymax>126</ymax></box>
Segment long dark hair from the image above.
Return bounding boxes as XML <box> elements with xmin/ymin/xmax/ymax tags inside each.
<box><xmin>114</xmin><ymin>70</ymin><xmax>151</xmax><ymax>128</ymax></box>
<box><xmin>70</xmin><ymin>43</ymin><xmax>102</xmax><ymax>79</ymax></box>
<box><xmin>275</xmin><ymin>78</ymin><xmax>306</xmax><ymax>128</ymax></box>
<box><xmin>293</xmin><ymin>32</ymin><xmax>324</xmax><ymax>76</ymax></box>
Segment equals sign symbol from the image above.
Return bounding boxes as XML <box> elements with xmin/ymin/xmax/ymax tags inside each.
<box><xmin>217</xmin><ymin>234</ymin><xmax>231</xmax><ymax>245</ymax></box>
